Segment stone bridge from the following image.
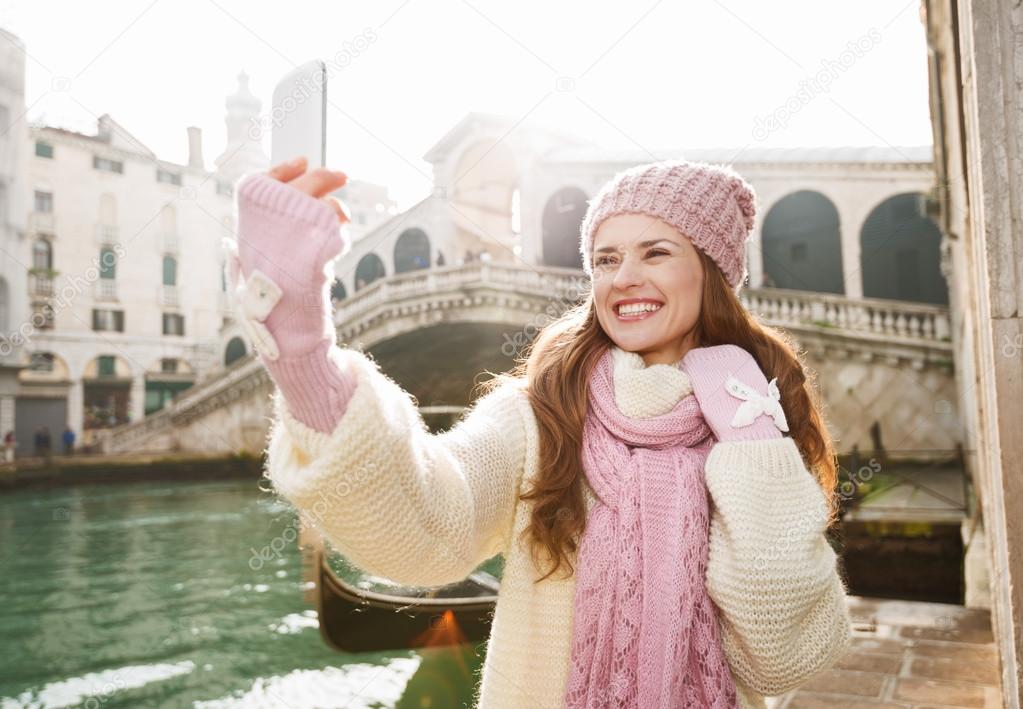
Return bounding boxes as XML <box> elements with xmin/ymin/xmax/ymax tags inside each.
<box><xmin>101</xmin><ymin>262</ymin><xmax>957</xmax><ymax>461</ymax></box>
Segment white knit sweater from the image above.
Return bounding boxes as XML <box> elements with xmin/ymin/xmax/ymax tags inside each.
<box><xmin>265</xmin><ymin>344</ymin><xmax>853</xmax><ymax>708</ymax></box>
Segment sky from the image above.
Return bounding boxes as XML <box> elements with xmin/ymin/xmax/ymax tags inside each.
<box><xmin>1</xmin><ymin>0</ymin><xmax>933</xmax><ymax>210</ymax></box>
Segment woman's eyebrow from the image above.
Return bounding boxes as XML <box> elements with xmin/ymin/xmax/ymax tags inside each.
<box><xmin>594</xmin><ymin>238</ymin><xmax>678</xmax><ymax>254</ymax></box>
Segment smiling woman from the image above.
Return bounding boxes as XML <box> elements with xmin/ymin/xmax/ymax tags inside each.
<box><xmin>229</xmin><ymin>157</ymin><xmax>851</xmax><ymax>709</ymax></box>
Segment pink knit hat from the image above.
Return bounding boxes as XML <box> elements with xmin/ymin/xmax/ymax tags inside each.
<box><xmin>578</xmin><ymin>160</ymin><xmax>757</xmax><ymax>291</ymax></box>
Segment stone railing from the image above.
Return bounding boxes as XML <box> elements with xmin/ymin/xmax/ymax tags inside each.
<box><xmin>741</xmin><ymin>288</ymin><xmax>951</xmax><ymax>345</ymax></box>
<box><xmin>334</xmin><ymin>261</ymin><xmax>588</xmax><ymax>326</ymax></box>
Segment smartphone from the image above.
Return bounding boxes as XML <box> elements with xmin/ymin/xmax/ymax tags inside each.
<box><xmin>270</xmin><ymin>59</ymin><xmax>327</xmax><ymax>169</ymax></box>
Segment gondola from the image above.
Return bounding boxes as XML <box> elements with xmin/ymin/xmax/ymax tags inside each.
<box><xmin>303</xmin><ymin>526</ymin><xmax>501</xmax><ymax>653</ymax></box>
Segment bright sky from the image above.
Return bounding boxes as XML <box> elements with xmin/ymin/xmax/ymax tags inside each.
<box><xmin>1</xmin><ymin>0</ymin><xmax>933</xmax><ymax>210</ymax></box>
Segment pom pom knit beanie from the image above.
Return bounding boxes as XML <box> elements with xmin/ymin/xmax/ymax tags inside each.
<box><xmin>578</xmin><ymin>160</ymin><xmax>757</xmax><ymax>291</ymax></box>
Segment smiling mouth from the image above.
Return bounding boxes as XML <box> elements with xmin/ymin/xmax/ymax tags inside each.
<box><xmin>615</xmin><ymin>302</ymin><xmax>663</xmax><ymax>320</ymax></box>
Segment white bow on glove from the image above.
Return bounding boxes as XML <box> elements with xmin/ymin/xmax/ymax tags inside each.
<box><xmin>222</xmin><ymin>236</ymin><xmax>284</xmax><ymax>362</ymax></box>
<box><xmin>724</xmin><ymin>374</ymin><xmax>790</xmax><ymax>432</ymax></box>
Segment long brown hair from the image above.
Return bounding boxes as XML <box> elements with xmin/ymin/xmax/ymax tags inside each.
<box><xmin>479</xmin><ymin>250</ymin><xmax>840</xmax><ymax>583</ymax></box>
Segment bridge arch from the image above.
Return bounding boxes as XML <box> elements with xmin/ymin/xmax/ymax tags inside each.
<box><xmin>394</xmin><ymin>228</ymin><xmax>431</xmax><ymax>274</ymax></box>
<box><xmin>541</xmin><ymin>186</ymin><xmax>588</xmax><ymax>269</ymax></box>
<box><xmin>355</xmin><ymin>253</ymin><xmax>387</xmax><ymax>291</ymax></box>
<box><xmin>860</xmin><ymin>192</ymin><xmax>948</xmax><ymax>304</ymax></box>
<box><xmin>761</xmin><ymin>190</ymin><xmax>844</xmax><ymax>293</ymax></box>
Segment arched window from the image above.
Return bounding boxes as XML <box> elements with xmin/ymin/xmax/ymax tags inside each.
<box><xmin>354</xmin><ymin>253</ymin><xmax>386</xmax><ymax>291</ymax></box>
<box><xmin>33</xmin><ymin>238</ymin><xmax>52</xmax><ymax>270</ymax></box>
<box><xmin>100</xmin><ymin>247</ymin><xmax>117</xmax><ymax>279</ymax></box>
<box><xmin>330</xmin><ymin>278</ymin><xmax>347</xmax><ymax>304</ymax></box>
<box><xmin>394</xmin><ymin>228</ymin><xmax>431</xmax><ymax>274</ymax></box>
<box><xmin>761</xmin><ymin>190</ymin><xmax>844</xmax><ymax>293</ymax></box>
<box><xmin>163</xmin><ymin>255</ymin><xmax>177</xmax><ymax>286</ymax></box>
<box><xmin>542</xmin><ymin>187</ymin><xmax>588</xmax><ymax>269</ymax></box>
<box><xmin>224</xmin><ymin>336</ymin><xmax>247</xmax><ymax>366</ymax></box>
<box><xmin>860</xmin><ymin>193</ymin><xmax>948</xmax><ymax>304</ymax></box>
<box><xmin>0</xmin><ymin>277</ymin><xmax>8</xmax><ymax>333</ymax></box>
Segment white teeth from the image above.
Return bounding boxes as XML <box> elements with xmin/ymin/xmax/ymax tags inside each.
<box><xmin>617</xmin><ymin>302</ymin><xmax>662</xmax><ymax>316</ymax></box>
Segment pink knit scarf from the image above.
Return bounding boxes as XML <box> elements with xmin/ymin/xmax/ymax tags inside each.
<box><xmin>563</xmin><ymin>347</ymin><xmax>740</xmax><ymax>708</ymax></box>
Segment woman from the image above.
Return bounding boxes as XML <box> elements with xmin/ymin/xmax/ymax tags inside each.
<box><xmin>224</xmin><ymin>157</ymin><xmax>852</xmax><ymax>708</ymax></box>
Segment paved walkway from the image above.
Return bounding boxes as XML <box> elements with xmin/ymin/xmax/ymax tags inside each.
<box><xmin>768</xmin><ymin>595</ymin><xmax>1002</xmax><ymax>708</ymax></box>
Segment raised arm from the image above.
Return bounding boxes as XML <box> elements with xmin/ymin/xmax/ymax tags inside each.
<box><xmin>224</xmin><ymin>162</ymin><xmax>530</xmax><ymax>588</ymax></box>
<box><xmin>682</xmin><ymin>345</ymin><xmax>852</xmax><ymax>698</ymax></box>
<box><xmin>223</xmin><ymin>161</ymin><xmax>358</xmax><ymax>433</ymax></box>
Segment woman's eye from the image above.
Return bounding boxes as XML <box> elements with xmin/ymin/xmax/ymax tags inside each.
<box><xmin>647</xmin><ymin>249</ymin><xmax>668</xmax><ymax>257</ymax></box>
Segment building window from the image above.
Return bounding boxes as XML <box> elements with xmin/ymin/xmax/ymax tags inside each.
<box><xmin>34</xmin><ymin>190</ymin><xmax>53</xmax><ymax>213</ymax></box>
<box><xmin>216</xmin><ymin>180</ymin><xmax>233</xmax><ymax>197</ymax></box>
<box><xmin>99</xmin><ymin>246</ymin><xmax>117</xmax><ymax>280</ymax></box>
<box><xmin>97</xmin><ymin>355</ymin><xmax>116</xmax><ymax>376</ymax></box>
<box><xmin>92</xmin><ymin>308</ymin><xmax>124</xmax><ymax>332</ymax></box>
<box><xmin>162</xmin><ymin>313</ymin><xmax>185</xmax><ymax>336</ymax></box>
<box><xmin>162</xmin><ymin>255</ymin><xmax>177</xmax><ymax>286</ymax></box>
<box><xmin>29</xmin><ymin>352</ymin><xmax>56</xmax><ymax>372</ymax></box>
<box><xmin>157</xmin><ymin>168</ymin><xmax>182</xmax><ymax>186</ymax></box>
<box><xmin>35</xmin><ymin>141</ymin><xmax>54</xmax><ymax>159</ymax></box>
<box><xmin>33</xmin><ymin>238</ymin><xmax>53</xmax><ymax>270</ymax></box>
<box><xmin>93</xmin><ymin>156</ymin><xmax>124</xmax><ymax>174</ymax></box>
<box><xmin>32</xmin><ymin>303</ymin><xmax>55</xmax><ymax>329</ymax></box>
<box><xmin>160</xmin><ymin>358</ymin><xmax>178</xmax><ymax>373</ymax></box>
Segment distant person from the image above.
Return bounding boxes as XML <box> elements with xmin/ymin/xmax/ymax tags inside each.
<box><xmin>3</xmin><ymin>430</ymin><xmax>15</xmax><ymax>463</ymax></box>
<box><xmin>39</xmin><ymin>426</ymin><xmax>52</xmax><ymax>461</ymax></box>
<box><xmin>436</xmin><ymin>251</ymin><xmax>445</xmax><ymax>267</ymax></box>
<box><xmin>62</xmin><ymin>426</ymin><xmax>75</xmax><ymax>455</ymax></box>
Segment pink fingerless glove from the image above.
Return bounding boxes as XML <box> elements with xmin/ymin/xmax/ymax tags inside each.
<box><xmin>680</xmin><ymin>344</ymin><xmax>788</xmax><ymax>443</ymax></box>
<box><xmin>223</xmin><ymin>170</ymin><xmax>358</xmax><ymax>434</ymax></box>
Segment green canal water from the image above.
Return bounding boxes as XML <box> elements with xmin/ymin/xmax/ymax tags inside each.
<box><xmin>0</xmin><ymin>479</ymin><xmax>482</xmax><ymax>708</ymax></box>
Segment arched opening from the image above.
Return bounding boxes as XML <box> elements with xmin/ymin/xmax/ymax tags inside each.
<box><xmin>761</xmin><ymin>190</ymin><xmax>844</xmax><ymax>293</ymax></box>
<box><xmin>224</xmin><ymin>336</ymin><xmax>247</xmax><ymax>367</ymax></box>
<box><xmin>355</xmin><ymin>253</ymin><xmax>386</xmax><ymax>291</ymax></box>
<box><xmin>542</xmin><ymin>187</ymin><xmax>588</xmax><ymax>269</ymax></box>
<box><xmin>82</xmin><ymin>354</ymin><xmax>132</xmax><ymax>431</ymax></box>
<box><xmin>0</xmin><ymin>277</ymin><xmax>8</xmax><ymax>333</ymax></box>
<box><xmin>163</xmin><ymin>255</ymin><xmax>177</xmax><ymax>286</ymax></box>
<box><xmin>394</xmin><ymin>228</ymin><xmax>431</xmax><ymax>274</ymax></box>
<box><xmin>33</xmin><ymin>238</ymin><xmax>53</xmax><ymax>270</ymax></box>
<box><xmin>330</xmin><ymin>278</ymin><xmax>347</xmax><ymax>304</ymax></box>
<box><xmin>860</xmin><ymin>193</ymin><xmax>948</xmax><ymax>304</ymax></box>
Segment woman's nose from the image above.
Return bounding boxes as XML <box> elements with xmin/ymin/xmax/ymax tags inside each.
<box><xmin>612</xmin><ymin>256</ymin><xmax>645</xmax><ymax>290</ymax></box>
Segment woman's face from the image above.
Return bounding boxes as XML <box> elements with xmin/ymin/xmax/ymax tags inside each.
<box><xmin>591</xmin><ymin>213</ymin><xmax>704</xmax><ymax>366</ymax></box>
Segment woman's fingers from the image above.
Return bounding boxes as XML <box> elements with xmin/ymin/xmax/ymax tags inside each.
<box><xmin>289</xmin><ymin>167</ymin><xmax>348</xmax><ymax>199</ymax></box>
<box><xmin>324</xmin><ymin>196</ymin><xmax>351</xmax><ymax>224</ymax></box>
<box><xmin>267</xmin><ymin>156</ymin><xmax>307</xmax><ymax>182</ymax></box>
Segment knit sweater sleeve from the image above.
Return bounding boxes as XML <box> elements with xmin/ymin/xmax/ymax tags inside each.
<box><xmin>703</xmin><ymin>436</ymin><xmax>853</xmax><ymax>698</ymax></box>
<box><xmin>263</xmin><ymin>345</ymin><xmax>530</xmax><ymax>588</ymax></box>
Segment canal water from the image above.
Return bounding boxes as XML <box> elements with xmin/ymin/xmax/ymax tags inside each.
<box><xmin>0</xmin><ymin>479</ymin><xmax>480</xmax><ymax>708</ymax></box>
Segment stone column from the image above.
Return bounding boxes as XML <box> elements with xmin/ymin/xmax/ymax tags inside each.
<box><xmin>129</xmin><ymin>371</ymin><xmax>145</xmax><ymax>424</ymax></box>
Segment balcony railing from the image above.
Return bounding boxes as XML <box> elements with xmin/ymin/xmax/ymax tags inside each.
<box><xmin>740</xmin><ymin>288</ymin><xmax>951</xmax><ymax>344</ymax></box>
<box><xmin>162</xmin><ymin>285</ymin><xmax>179</xmax><ymax>307</ymax></box>
<box><xmin>28</xmin><ymin>211</ymin><xmax>55</xmax><ymax>234</ymax></box>
<box><xmin>28</xmin><ymin>270</ymin><xmax>55</xmax><ymax>297</ymax></box>
<box><xmin>95</xmin><ymin>278</ymin><xmax>118</xmax><ymax>301</ymax></box>
<box><xmin>95</xmin><ymin>224</ymin><xmax>119</xmax><ymax>245</ymax></box>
